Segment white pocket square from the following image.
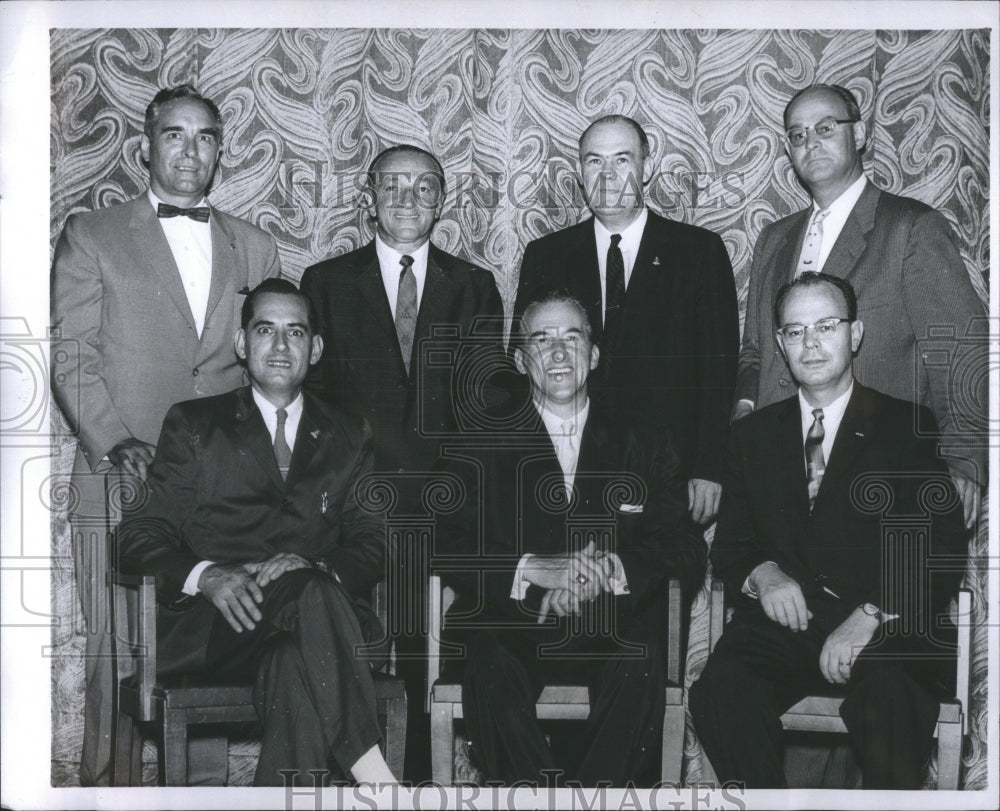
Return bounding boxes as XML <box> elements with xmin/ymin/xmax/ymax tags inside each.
<box><xmin>619</xmin><ymin>503</ymin><xmax>644</xmax><ymax>513</ymax></box>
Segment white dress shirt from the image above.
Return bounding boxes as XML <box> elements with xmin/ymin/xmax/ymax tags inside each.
<box><xmin>812</xmin><ymin>174</ymin><xmax>867</xmax><ymax>272</ymax></box>
<box><xmin>510</xmin><ymin>399</ymin><xmax>629</xmax><ymax>601</ymax></box>
<box><xmin>376</xmin><ymin>234</ymin><xmax>430</xmax><ymax>318</ymax></box>
<box><xmin>182</xmin><ymin>390</ymin><xmax>305</xmax><ymax>595</ymax></box>
<box><xmin>593</xmin><ymin>207</ymin><xmax>647</xmax><ymax>323</ymax></box>
<box><xmin>149</xmin><ymin>190</ymin><xmax>213</xmax><ymax>337</ymax></box>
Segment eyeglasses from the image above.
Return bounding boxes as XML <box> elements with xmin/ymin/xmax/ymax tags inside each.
<box><xmin>777</xmin><ymin>317</ymin><xmax>851</xmax><ymax>344</ymax></box>
<box><xmin>785</xmin><ymin>117</ymin><xmax>859</xmax><ymax>147</ymax></box>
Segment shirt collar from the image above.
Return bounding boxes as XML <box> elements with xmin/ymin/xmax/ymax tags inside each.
<box><xmin>251</xmin><ymin>387</ymin><xmax>304</xmax><ymax>422</ymax></box>
<box><xmin>594</xmin><ymin>206</ymin><xmax>648</xmax><ymax>249</ymax></box>
<box><xmin>375</xmin><ymin>233</ymin><xmax>430</xmax><ymax>272</ymax></box>
<box><xmin>148</xmin><ymin>188</ymin><xmax>209</xmax><ymax>212</ymax></box>
<box><xmin>812</xmin><ymin>174</ymin><xmax>867</xmax><ymax>220</ymax></box>
<box><xmin>798</xmin><ymin>380</ymin><xmax>853</xmax><ymax>431</ymax></box>
<box><xmin>535</xmin><ymin>398</ymin><xmax>590</xmax><ymax>439</ymax></box>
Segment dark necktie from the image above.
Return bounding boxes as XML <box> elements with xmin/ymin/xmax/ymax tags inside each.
<box><xmin>804</xmin><ymin>408</ymin><xmax>825</xmax><ymax>508</ymax></box>
<box><xmin>157</xmin><ymin>202</ymin><xmax>210</xmax><ymax>223</ymax></box>
<box><xmin>274</xmin><ymin>408</ymin><xmax>292</xmax><ymax>481</ymax></box>
<box><xmin>604</xmin><ymin>233</ymin><xmax>626</xmax><ymax>343</ymax></box>
<box><xmin>395</xmin><ymin>254</ymin><xmax>418</xmax><ymax>375</ymax></box>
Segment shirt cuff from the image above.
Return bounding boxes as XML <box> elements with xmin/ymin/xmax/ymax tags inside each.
<box><xmin>183</xmin><ymin>560</ymin><xmax>215</xmax><ymax>596</ymax></box>
<box><xmin>597</xmin><ymin>551</ymin><xmax>630</xmax><ymax>595</ymax></box>
<box><xmin>742</xmin><ymin>561</ymin><xmax>777</xmax><ymax>599</ymax></box>
<box><xmin>510</xmin><ymin>553</ymin><xmax>535</xmax><ymax>600</ymax></box>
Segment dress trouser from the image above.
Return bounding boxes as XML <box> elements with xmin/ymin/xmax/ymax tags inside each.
<box><xmin>689</xmin><ymin>606</ymin><xmax>952</xmax><ymax>789</ymax></box>
<box><xmin>160</xmin><ymin>568</ymin><xmax>384</xmax><ymax>787</ymax></box>
<box><xmin>71</xmin><ymin>459</ymin><xmax>226</xmax><ymax>786</ymax></box>
<box><xmin>459</xmin><ymin>604</ymin><xmax>666</xmax><ymax>786</ymax></box>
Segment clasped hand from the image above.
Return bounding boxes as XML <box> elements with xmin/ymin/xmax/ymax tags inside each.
<box><xmin>525</xmin><ymin>540</ymin><xmax>611</xmax><ymax>623</ymax></box>
<box><xmin>199</xmin><ymin>552</ymin><xmax>313</xmax><ymax>632</ymax></box>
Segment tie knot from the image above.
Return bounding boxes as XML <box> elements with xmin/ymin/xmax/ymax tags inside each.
<box><xmin>813</xmin><ymin>208</ymin><xmax>829</xmax><ymax>226</ymax></box>
<box><xmin>811</xmin><ymin>408</ymin><xmax>824</xmax><ymax>422</ymax></box>
<box><xmin>610</xmin><ymin>233</ymin><xmax>622</xmax><ymax>247</ymax></box>
<box><xmin>400</xmin><ymin>254</ymin><xmax>414</xmax><ymax>271</ymax></box>
<box><xmin>276</xmin><ymin>408</ymin><xmax>287</xmax><ymax>426</ymax></box>
<box><xmin>157</xmin><ymin>202</ymin><xmax>210</xmax><ymax>222</ymax></box>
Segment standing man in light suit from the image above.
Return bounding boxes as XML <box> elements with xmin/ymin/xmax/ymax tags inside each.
<box><xmin>734</xmin><ymin>83</ymin><xmax>986</xmax><ymax>527</ymax></box>
<box><xmin>514</xmin><ymin>115</ymin><xmax>739</xmax><ymax>526</ymax></box>
<box><xmin>51</xmin><ymin>84</ymin><xmax>280</xmax><ymax>786</ymax></box>
<box><xmin>300</xmin><ymin>144</ymin><xmax>504</xmax><ymax>782</ymax></box>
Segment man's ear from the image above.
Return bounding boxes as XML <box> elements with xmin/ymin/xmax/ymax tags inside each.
<box><xmin>361</xmin><ymin>183</ymin><xmax>377</xmax><ymax>219</ymax></box>
<box><xmin>140</xmin><ymin>134</ymin><xmax>151</xmax><ymax>164</ymax></box>
<box><xmin>589</xmin><ymin>343</ymin><xmax>600</xmax><ymax>371</ymax></box>
<box><xmin>776</xmin><ymin>332</ymin><xmax>788</xmax><ymax>361</ymax></box>
<box><xmin>850</xmin><ymin>319</ymin><xmax>864</xmax><ymax>353</ymax></box>
<box><xmin>851</xmin><ymin>120</ymin><xmax>868</xmax><ymax>153</ymax></box>
<box><xmin>309</xmin><ymin>334</ymin><xmax>324</xmax><ymax>365</ymax></box>
<box><xmin>641</xmin><ymin>155</ymin><xmax>653</xmax><ymax>185</ymax></box>
<box><xmin>513</xmin><ymin>347</ymin><xmax>527</xmax><ymax>375</ymax></box>
<box><xmin>234</xmin><ymin>328</ymin><xmax>247</xmax><ymax>361</ymax></box>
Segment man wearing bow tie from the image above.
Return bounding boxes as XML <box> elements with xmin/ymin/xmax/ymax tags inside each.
<box><xmin>436</xmin><ymin>291</ymin><xmax>706</xmax><ymax>785</ymax></box>
<box><xmin>118</xmin><ymin>279</ymin><xmax>397</xmax><ymax>786</ymax></box>
<box><xmin>514</xmin><ymin>115</ymin><xmax>739</xmax><ymax>526</ymax></box>
<box><xmin>51</xmin><ymin>84</ymin><xmax>279</xmax><ymax>785</ymax></box>
<box><xmin>300</xmin><ymin>144</ymin><xmax>504</xmax><ymax>781</ymax></box>
<box><xmin>690</xmin><ymin>272</ymin><xmax>967</xmax><ymax>789</ymax></box>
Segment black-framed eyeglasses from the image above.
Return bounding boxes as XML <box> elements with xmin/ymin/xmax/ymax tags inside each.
<box><xmin>785</xmin><ymin>117</ymin><xmax>859</xmax><ymax>147</ymax></box>
<box><xmin>777</xmin><ymin>317</ymin><xmax>851</xmax><ymax>344</ymax></box>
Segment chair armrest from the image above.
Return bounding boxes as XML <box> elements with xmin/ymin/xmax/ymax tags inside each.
<box><xmin>666</xmin><ymin>577</ymin><xmax>682</xmax><ymax>684</ymax></box>
<box><xmin>110</xmin><ymin>572</ymin><xmax>156</xmax><ymax>589</ymax></box>
<box><xmin>955</xmin><ymin>588</ymin><xmax>972</xmax><ymax>735</ymax></box>
<box><xmin>708</xmin><ymin>579</ymin><xmax>725</xmax><ymax>654</ymax></box>
<box><xmin>427</xmin><ymin>574</ymin><xmax>443</xmax><ymax>714</ymax></box>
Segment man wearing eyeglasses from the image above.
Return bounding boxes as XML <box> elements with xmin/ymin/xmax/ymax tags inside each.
<box><xmin>691</xmin><ymin>272</ymin><xmax>967</xmax><ymax>789</ymax></box>
<box><xmin>733</xmin><ymin>83</ymin><xmax>985</xmax><ymax>528</ymax></box>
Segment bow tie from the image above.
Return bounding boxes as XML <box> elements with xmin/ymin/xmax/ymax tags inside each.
<box><xmin>157</xmin><ymin>202</ymin><xmax>210</xmax><ymax>222</ymax></box>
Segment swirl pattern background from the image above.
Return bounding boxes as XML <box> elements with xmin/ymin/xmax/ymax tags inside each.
<box><xmin>49</xmin><ymin>28</ymin><xmax>989</xmax><ymax>787</ymax></box>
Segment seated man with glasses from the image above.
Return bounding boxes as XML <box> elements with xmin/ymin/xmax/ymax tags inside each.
<box><xmin>690</xmin><ymin>271</ymin><xmax>967</xmax><ymax>789</ymax></box>
<box><xmin>732</xmin><ymin>82</ymin><xmax>985</xmax><ymax>530</ymax></box>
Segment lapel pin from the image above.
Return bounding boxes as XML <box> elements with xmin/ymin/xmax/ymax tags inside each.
<box><xmin>311</xmin><ymin>429</ymin><xmax>320</xmax><ymax>440</ymax></box>
<box><xmin>652</xmin><ymin>256</ymin><xmax>662</xmax><ymax>266</ymax></box>
<box><xmin>855</xmin><ymin>431</ymin><xmax>864</xmax><ymax>438</ymax></box>
<box><xmin>320</xmin><ymin>492</ymin><xmax>329</xmax><ymax>514</ymax></box>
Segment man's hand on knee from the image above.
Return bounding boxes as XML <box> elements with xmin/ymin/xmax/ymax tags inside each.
<box><xmin>199</xmin><ymin>563</ymin><xmax>264</xmax><ymax>632</ymax></box>
<box><xmin>749</xmin><ymin>561</ymin><xmax>813</xmax><ymax>631</ymax></box>
<box><xmin>245</xmin><ymin>552</ymin><xmax>314</xmax><ymax>588</ymax></box>
<box><xmin>819</xmin><ymin>607</ymin><xmax>879</xmax><ymax>684</ymax></box>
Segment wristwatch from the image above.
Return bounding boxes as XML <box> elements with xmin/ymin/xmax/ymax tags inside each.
<box><xmin>860</xmin><ymin>602</ymin><xmax>883</xmax><ymax>622</ymax></box>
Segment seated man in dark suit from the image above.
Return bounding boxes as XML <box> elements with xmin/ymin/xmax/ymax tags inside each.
<box><xmin>690</xmin><ymin>272</ymin><xmax>967</xmax><ymax>789</ymax></box>
<box><xmin>117</xmin><ymin>278</ymin><xmax>397</xmax><ymax>786</ymax></box>
<box><xmin>435</xmin><ymin>290</ymin><xmax>706</xmax><ymax>786</ymax></box>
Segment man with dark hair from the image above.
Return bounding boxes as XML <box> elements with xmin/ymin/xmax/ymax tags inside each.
<box><xmin>514</xmin><ymin>114</ymin><xmax>739</xmax><ymax>526</ymax></box>
<box><xmin>51</xmin><ymin>83</ymin><xmax>279</xmax><ymax>785</ymax></box>
<box><xmin>734</xmin><ymin>82</ymin><xmax>986</xmax><ymax>527</ymax></box>
<box><xmin>437</xmin><ymin>289</ymin><xmax>706</xmax><ymax>786</ymax></box>
<box><xmin>299</xmin><ymin>143</ymin><xmax>504</xmax><ymax>781</ymax></box>
<box><xmin>117</xmin><ymin>279</ymin><xmax>397</xmax><ymax>786</ymax></box>
<box><xmin>691</xmin><ymin>272</ymin><xmax>967</xmax><ymax>789</ymax></box>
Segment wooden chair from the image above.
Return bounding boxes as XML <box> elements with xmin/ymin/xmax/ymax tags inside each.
<box><xmin>426</xmin><ymin>573</ymin><xmax>687</xmax><ymax>785</ymax></box>
<box><xmin>110</xmin><ymin>574</ymin><xmax>407</xmax><ymax>785</ymax></box>
<box><xmin>705</xmin><ymin>579</ymin><xmax>973</xmax><ymax>789</ymax></box>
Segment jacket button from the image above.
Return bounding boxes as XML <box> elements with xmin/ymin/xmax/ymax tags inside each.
<box><xmin>281</xmin><ymin>499</ymin><xmax>291</xmax><ymax>511</ymax></box>
<box><xmin>192</xmin><ymin>368</ymin><xmax>200</xmax><ymax>377</ymax></box>
<box><xmin>779</xmin><ymin>377</ymin><xmax>788</xmax><ymax>386</ymax></box>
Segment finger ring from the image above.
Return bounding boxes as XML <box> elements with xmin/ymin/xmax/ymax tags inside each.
<box><xmin>575</xmin><ymin>574</ymin><xmax>588</xmax><ymax>585</ymax></box>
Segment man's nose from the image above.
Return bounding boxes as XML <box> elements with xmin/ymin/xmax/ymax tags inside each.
<box><xmin>273</xmin><ymin>330</ymin><xmax>289</xmax><ymax>350</ymax></box>
<box><xmin>182</xmin><ymin>135</ymin><xmax>198</xmax><ymax>157</ymax></box>
<box><xmin>550</xmin><ymin>342</ymin><xmax>567</xmax><ymax>361</ymax></box>
<box><xmin>801</xmin><ymin>325</ymin><xmax>821</xmax><ymax>348</ymax></box>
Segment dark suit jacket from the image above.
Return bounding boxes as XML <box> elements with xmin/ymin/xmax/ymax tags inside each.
<box><xmin>436</xmin><ymin>404</ymin><xmax>706</xmax><ymax>627</ymax></box>
<box><xmin>51</xmin><ymin>195</ymin><xmax>280</xmax><ymax>468</ymax></box>
<box><xmin>514</xmin><ymin>210</ymin><xmax>739</xmax><ymax>483</ymax></box>
<box><xmin>117</xmin><ymin>386</ymin><xmax>386</xmax><ymax>666</ymax></box>
<box><xmin>713</xmin><ymin>383</ymin><xmax>966</xmax><ymax>634</ymax></box>
<box><xmin>736</xmin><ymin>181</ymin><xmax>987</xmax><ymax>481</ymax></box>
<box><xmin>300</xmin><ymin>241</ymin><xmax>505</xmax><ymax>477</ymax></box>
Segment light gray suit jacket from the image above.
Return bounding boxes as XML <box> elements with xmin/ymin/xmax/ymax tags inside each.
<box><xmin>736</xmin><ymin>180</ymin><xmax>987</xmax><ymax>481</ymax></box>
<box><xmin>51</xmin><ymin>195</ymin><xmax>280</xmax><ymax>470</ymax></box>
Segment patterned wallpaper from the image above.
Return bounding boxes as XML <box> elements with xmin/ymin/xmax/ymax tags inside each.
<box><xmin>49</xmin><ymin>28</ymin><xmax>989</xmax><ymax>788</ymax></box>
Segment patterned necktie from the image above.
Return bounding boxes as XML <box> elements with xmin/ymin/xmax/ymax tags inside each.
<box><xmin>274</xmin><ymin>408</ymin><xmax>292</xmax><ymax>481</ymax></box>
<box><xmin>558</xmin><ymin>419</ymin><xmax>578</xmax><ymax>495</ymax></box>
<box><xmin>157</xmin><ymin>202</ymin><xmax>210</xmax><ymax>222</ymax></box>
<box><xmin>395</xmin><ymin>254</ymin><xmax>418</xmax><ymax>375</ymax></box>
<box><xmin>604</xmin><ymin>233</ymin><xmax>626</xmax><ymax>342</ymax></box>
<box><xmin>804</xmin><ymin>408</ymin><xmax>825</xmax><ymax>508</ymax></box>
<box><xmin>795</xmin><ymin>208</ymin><xmax>830</xmax><ymax>277</ymax></box>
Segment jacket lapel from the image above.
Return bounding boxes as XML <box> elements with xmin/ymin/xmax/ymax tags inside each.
<box><xmin>354</xmin><ymin>243</ymin><xmax>400</xmax><ymax>345</ymax></box>
<box><xmin>812</xmin><ymin>385</ymin><xmax>869</xmax><ymax>512</ymax></box>
<box><xmin>411</xmin><ymin>248</ymin><xmax>459</xmax><ymax>376</ymax></box>
<box><xmin>202</xmin><ymin>209</ymin><xmax>238</xmax><ymax>345</ymax></box>
<box><xmin>284</xmin><ymin>396</ymin><xmax>330</xmax><ymax>487</ymax></box>
<box><xmin>232</xmin><ymin>387</ymin><xmax>284</xmax><ymax>489</ymax></box>
<box><xmin>775</xmin><ymin>396</ymin><xmax>812</xmax><ymax>519</ymax></box>
<box><xmin>129</xmin><ymin>197</ymin><xmax>196</xmax><ymax>329</ymax></box>
<box><xmin>821</xmin><ymin>181</ymin><xmax>879</xmax><ymax>280</ymax></box>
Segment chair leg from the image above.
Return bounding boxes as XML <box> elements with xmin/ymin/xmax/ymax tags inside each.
<box><xmin>936</xmin><ymin>719</ymin><xmax>963</xmax><ymax>789</ymax></box>
<box><xmin>162</xmin><ymin>710</ymin><xmax>189</xmax><ymax>786</ymax></box>
<box><xmin>430</xmin><ymin>701</ymin><xmax>456</xmax><ymax>785</ymax></box>
<box><xmin>383</xmin><ymin>692</ymin><xmax>407</xmax><ymax>781</ymax></box>
<box><xmin>660</xmin><ymin>702</ymin><xmax>684</xmax><ymax>785</ymax></box>
<box><xmin>113</xmin><ymin>711</ymin><xmax>142</xmax><ymax>786</ymax></box>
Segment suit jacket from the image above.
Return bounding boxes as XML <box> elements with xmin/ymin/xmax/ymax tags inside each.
<box><xmin>117</xmin><ymin>386</ymin><xmax>386</xmax><ymax>666</ymax></box>
<box><xmin>513</xmin><ymin>210</ymin><xmax>739</xmax><ymax>484</ymax></box>
<box><xmin>436</xmin><ymin>404</ymin><xmax>707</xmax><ymax>626</ymax></box>
<box><xmin>51</xmin><ymin>195</ymin><xmax>281</xmax><ymax>469</ymax></box>
<box><xmin>712</xmin><ymin>383</ymin><xmax>966</xmax><ymax>634</ymax></box>
<box><xmin>736</xmin><ymin>181</ymin><xmax>986</xmax><ymax>481</ymax></box>
<box><xmin>300</xmin><ymin>241</ymin><xmax>505</xmax><ymax>477</ymax></box>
